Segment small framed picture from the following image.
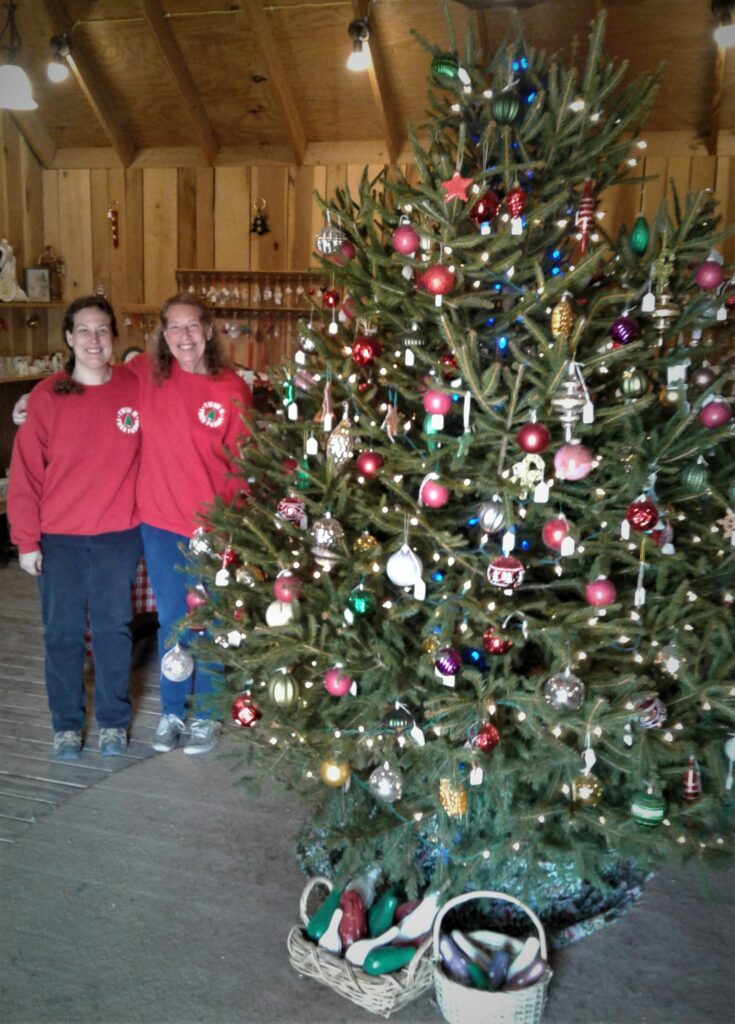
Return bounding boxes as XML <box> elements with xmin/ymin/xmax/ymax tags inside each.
<box><xmin>24</xmin><ymin>267</ymin><xmax>51</xmax><ymax>303</ymax></box>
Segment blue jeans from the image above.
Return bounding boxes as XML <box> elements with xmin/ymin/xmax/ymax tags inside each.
<box><xmin>140</xmin><ymin>523</ymin><xmax>222</xmax><ymax>720</ymax></box>
<box><xmin>38</xmin><ymin>528</ymin><xmax>142</xmax><ymax>732</ymax></box>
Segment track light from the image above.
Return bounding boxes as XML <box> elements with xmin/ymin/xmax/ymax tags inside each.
<box><xmin>47</xmin><ymin>33</ymin><xmax>70</xmax><ymax>83</ymax></box>
<box><xmin>712</xmin><ymin>1</ymin><xmax>735</xmax><ymax>47</ymax></box>
<box><xmin>347</xmin><ymin>17</ymin><xmax>370</xmax><ymax>72</ymax></box>
<box><xmin>0</xmin><ymin>1</ymin><xmax>36</xmax><ymax>110</ymax></box>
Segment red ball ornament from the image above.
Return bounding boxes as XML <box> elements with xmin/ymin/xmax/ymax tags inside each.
<box><xmin>340</xmin><ymin>239</ymin><xmax>356</xmax><ymax>260</ymax></box>
<box><xmin>341</xmin><ymin>294</ymin><xmax>356</xmax><ymax>320</ymax></box>
<box><xmin>517</xmin><ymin>421</ymin><xmax>551</xmax><ymax>454</ymax></box>
<box><xmin>391</xmin><ymin>223</ymin><xmax>420</xmax><ymax>255</ymax></box>
<box><xmin>422</xmin><ymin>264</ymin><xmax>455</xmax><ymax>296</ymax></box>
<box><xmin>439</xmin><ymin>352</ymin><xmax>459</xmax><ymax>378</ymax></box>
<box><xmin>324</xmin><ymin>667</ymin><xmax>352</xmax><ymax>697</ymax></box>
<box><xmin>221</xmin><ymin>546</ymin><xmax>239</xmax><ymax>568</ymax></box>
<box><xmin>282</xmin><ymin>456</ymin><xmax>298</xmax><ymax>474</ymax></box>
<box><xmin>355</xmin><ymin>450</ymin><xmax>384</xmax><ymax>477</ymax></box>
<box><xmin>471</xmin><ymin>722</ymin><xmax>501</xmax><ymax>752</ymax></box>
<box><xmin>625</xmin><ymin>499</ymin><xmax>658</xmax><ymax>532</ymax></box>
<box><xmin>420</xmin><ymin>478</ymin><xmax>450</xmax><ymax>508</ymax></box>
<box><xmin>695</xmin><ymin>260</ymin><xmax>725</xmax><ymax>291</ymax></box>
<box><xmin>541</xmin><ymin>516</ymin><xmax>569</xmax><ymax>551</ymax></box>
<box><xmin>469</xmin><ymin>190</ymin><xmax>500</xmax><ymax>229</ymax></box>
<box><xmin>273</xmin><ymin>573</ymin><xmax>300</xmax><ymax>603</ymax></box>
<box><xmin>487</xmin><ymin>554</ymin><xmax>525</xmax><ymax>589</ymax></box>
<box><xmin>554</xmin><ymin>443</ymin><xmax>594</xmax><ymax>481</ymax></box>
<box><xmin>422</xmin><ymin>389</ymin><xmax>453</xmax><ymax>416</ymax></box>
<box><xmin>482</xmin><ymin>627</ymin><xmax>513</xmax><ymax>655</ymax></box>
<box><xmin>505</xmin><ymin>186</ymin><xmax>526</xmax><ymax>219</ymax></box>
<box><xmin>351</xmin><ymin>336</ymin><xmax>382</xmax><ymax>366</ymax></box>
<box><xmin>231</xmin><ymin>693</ymin><xmax>262</xmax><ymax>728</ymax></box>
<box><xmin>698</xmin><ymin>399</ymin><xmax>732</xmax><ymax>428</ymax></box>
<box><xmin>585</xmin><ymin>576</ymin><xmax>617</xmax><ymax>607</ymax></box>
<box><xmin>323</xmin><ymin>288</ymin><xmax>340</xmax><ymax>309</ymax></box>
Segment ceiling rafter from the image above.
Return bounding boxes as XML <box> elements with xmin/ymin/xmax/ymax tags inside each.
<box><xmin>12</xmin><ymin>113</ymin><xmax>56</xmax><ymax>169</ymax></box>
<box><xmin>352</xmin><ymin>0</ymin><xmax>403</xmax><ymax>163</ymax></box>
<box><xmin>241</xmin><ymin>0</ymin><xmax>306</xmax><ymax>166</ymax></box>
<box><xmin>37</xmin><ymin>0</ymin><xmax>135</xmax><ymax>167</ymax></box>
<box><xmin>140</xmin><ymin>0</ymin><xmax>218</xmax><ymax>167</ymax></box>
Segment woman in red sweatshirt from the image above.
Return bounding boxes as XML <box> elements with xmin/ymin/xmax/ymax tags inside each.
<box><xmin>126</xmin><ymin>294</ymin><xmax>252</xmax><ymax>755</ymax></box>
<box><xmin>8</xmin><ymin>296</ymin><xmax>142</xmax><ymax>760</ymax></box>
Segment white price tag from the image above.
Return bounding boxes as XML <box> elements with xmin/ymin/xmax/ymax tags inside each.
<box><xmin>634</xmin><ymin>586</ymin><xmax>647</xmax><ymax>607</ymax></box>
<box><xmin>470</xmin><ymin>764</ymin><xmax>484</xmax><ymax>786</ymax></box>
<box><xmin>582</xmin><ymin>401</ymin><xmax>595</xmax><ymax>424</ymax></box>
<box><xmin>560</xmin><ymin>536</ymin><xmax>575</xmax><ymax>557</ymax></box>
<box><xmin>405</xmin><ymin>349</ymin><xmax>415</xmax><ymax>367</ymax></box>
<box><xmin>533</xmin><ymin>481</ymin><xmax>549</xmax><ymax>503</ymax></box>
<box><xmin>287</xmin><ymin>403</ymin><xmax>298</xmax><ymax>421</ymax></box>
<box><xmin>215</xmin><ymin>568</ymin><xmax>230</xmax><ymax>587</ymax></box>
<box><xmin>641</xmin><ymin>291</ymin><xmax>655</xmax><ymax>312</ymax></box>
<box><xmin>413</xmin><ymin>579</ymin><xmax>426</xmax><ymax>601</ymax></box>
<box><xmin>306</xmin><ymin>435</ymin><xmax>319</xmax><ymax>456</ymax></box>
<box><xmin>621</xmin><ymin>519</ymin><xmax>631</xmax><ymax>540</ymax></box>
<box><xmin>323</xmin><ymin>413</ymin><xmax>333</xmax><ymax>433</ymax></box>
<box><xmin>429</xmin><ymin>414</ymin><xmax>444</xmax><ymax>431</ymax></box>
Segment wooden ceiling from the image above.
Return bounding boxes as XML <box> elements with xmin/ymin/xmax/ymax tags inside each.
<box><xmin>8</xmin><ymin>0</ymin><xmax>735</xmax><ymax>169</ymax></box>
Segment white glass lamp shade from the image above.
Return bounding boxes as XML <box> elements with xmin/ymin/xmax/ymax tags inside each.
<box><xmin>0</xmin><ymin>64</ymin><xmax>37</xmax><ymax>110</ymax></box>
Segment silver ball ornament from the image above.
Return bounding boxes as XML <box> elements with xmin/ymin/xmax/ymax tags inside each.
<box><xmin>544</xmin><ymin>670</ymin><xmax>585</xmax><ymax>710</ymax></box>
<box><xmin>161</xmin><ymin>644</ymin><xmax>194</xmax><ymax>682</ymax></box>
<box><xmin>368</xmin><ymin>762</ymin><xmax>404</xmax><ymax>803</ymax></box>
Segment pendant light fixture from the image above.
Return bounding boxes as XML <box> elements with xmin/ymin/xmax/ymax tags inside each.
<box><xmin>47</xmin><ymin>32</ymin><xmax>70</xmax><ymax>83</ymax></box>
<box><xmin>713</xmin><ymin>0</ymin><xmax>735</xmax><ymax>47</ymax></box>
<box><xmin>0</xmin><ymin>1</ymin><xmax>36</xmax><ymax>110</ymax></box>
<box><xmin>346</xmin><ymin>17</ymin><xmax>370</xmax><ymax>72</ymax></box>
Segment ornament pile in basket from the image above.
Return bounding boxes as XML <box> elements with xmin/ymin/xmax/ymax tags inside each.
<box><xmin>433</xmin><ymin>891</ymin><xmax>552</xmax><ymax>1024</ymax></box>
<box><xmin>287</xmin><ymin>873</ymin><xmax>438</xmax><ymax>1017</ymax></box>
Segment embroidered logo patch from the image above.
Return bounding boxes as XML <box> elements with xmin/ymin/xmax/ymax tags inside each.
<box><xmin>116</xmin><ymin>407</ymin><xmax>140</xmax><ymax>434</ymax></box>
<box><xmin>198</xmin><ymin>401</ymin><xmax>225</xmax><ymax>428</ymax></box>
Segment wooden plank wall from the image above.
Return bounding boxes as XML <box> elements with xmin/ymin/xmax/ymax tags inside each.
<box><xmin>1</xmin><ymin>114</ymin><xmax>734</xmax><ymax>366</ymax></box>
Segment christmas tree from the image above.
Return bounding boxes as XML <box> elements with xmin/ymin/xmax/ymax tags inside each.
<box><xmin>186</xmin><ymin>11</ymin><xmax>735</xmax><ymax>922</ymax></box>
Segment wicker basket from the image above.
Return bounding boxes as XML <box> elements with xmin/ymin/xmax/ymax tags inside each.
<box><xmin>287</xmin><ymin>876</ymin><xmax>434</xmax><ymax>1018</ymax></box>
<box><xmin>432</xmin><ymin>890</ymin><xmax>552</xmax><ymax>1024</ymax></box>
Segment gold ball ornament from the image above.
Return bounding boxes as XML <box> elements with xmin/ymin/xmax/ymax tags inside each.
<box><xmin>319</xmin><ymin>754</ymin><xmax>351</xmax><ymax>788</ymax></box>
<box><xmin>439</xmin><ymin>777</ymin><xmax>468</xmax><ymax>817</ymax></box>
<box><xmin>421</xmin><ymin>636</ymin><xmax>440</xmax><ymax>656</ymax></box>
<box><xmin>550</xmin><ymin>295</ymin><xmax>575</xmax><ymax>339</ymax></box>
<box><xmin>658</xmin><ymin>385</ymin><xmax>683</xmax><ymax>409</ymax></box>
<box><xmin>267</xmin><ymin>673</ymin><xmax>300</xmax><ymax>707</ymax></box>
<box><xmin>353</xmin><ymin>531</ymin><xmax>379</xmax><ymax>554</ymax></box>
<box><xmin>572</xmin><ymin>772</ymin><xmax>602</xmax><ymax>807</ymax></box>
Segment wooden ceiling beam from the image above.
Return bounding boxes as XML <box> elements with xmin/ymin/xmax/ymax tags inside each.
<box><xmin>11</xmin><ymin>113</ymin><xmax>56</xmax><ymax>169</ymax></box>
<box><xmin>140</xmin><ymin>0</ymin><xmax>219</xmax><ymax>166</ymax></box>
<box><xmin>37</xmin><ymin>0</ymin><xmax>137</xmax><ymax>167</ymax></box>
<box><xmin>241</xmin><ymin>0</ymin><xmax>306</xmax><ymax>166</ymax></box>
<box><xmin>352</xmin><ymin>0</ymin><xmax>403</xmax><ymax>163</ymax></box>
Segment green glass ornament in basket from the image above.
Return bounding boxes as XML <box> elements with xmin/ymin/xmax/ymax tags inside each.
<box><xmin>492</xmin><ymin>89</ymin><xmax>523</xmax><ymax>125</ymax></box>
<box><xmin>433</xmin><ymin>890</ymin><xmax>552</xmax><ymax>1024</ymax></box>
<box><xmin>431</xmin><ymin>51</ymin><xmax>460</xmax><ymax>83</ymax></box>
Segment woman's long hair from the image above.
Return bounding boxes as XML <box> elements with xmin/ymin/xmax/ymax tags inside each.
<box><xmin>54</xmin><ymin>295</ymin><xmax>118</xmax><ymax>395</ymax></box>
<box><xmin>151</xmin><ymin>293</ymin><xmax>230</xmax><ymax>383</ymax></box>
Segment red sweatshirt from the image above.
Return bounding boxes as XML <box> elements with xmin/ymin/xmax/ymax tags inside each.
<box><xmin>127</xmin><ymin>355</ymin><xmax>252</xmax><ymax>537</ymax></box>
<box><xmin>8</xmin><ymin>366</ymin><xmax>141</xmax><ymax>554</ymax></box>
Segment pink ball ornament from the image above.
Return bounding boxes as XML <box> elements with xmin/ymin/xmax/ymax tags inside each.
<box><xmin>420</xmin><ymin>478</ymin><xmax>450</xmax><ymax>508</ymax></box>
<box><xmin>422</xmin><ymin>263</ymin><xmax>455</xmax><ymax>296</ymax></box>
<box><xmin>355</xmin><ymin>450</ymin><xmax>384</xmax><ymax>477</ymax></box>
<box><xmin>340</xmin><ymin>239</ymin><xmax>356</xmax><ymax>260</ymax></box>
<box><xmin>185</xmin><ymin>587</ymin><xmax>208</xmax><ymax>612</ymax></box>
<box><xmin>391</xmin><ymin>223</ymin><xmax>420</xmax><ymax>255</ymax></box>
<box><xmin>517</xmin><ymin>421</ymin><xmax>551</xmax><ymax>454</ymax></box>
<box><xmin>541</xmin><ymin>516</ymin><xmax>569</xmax><ymax>551</ymax></box>
<box><xmin>699</xmin><ymin>399</ymin><xmax>732</xmax><ymax>428</ymax></box>
<box><xmin>273</xmin><ymin>573</ymin><xmax>300</xmax><ymax>603</ymax></box>
<box><xmin>554</xmin><ymin>442</ymin><xmax>594</xmax><ymax>481</ymax></box>
<box><xmin>422</xmin><ymin>389</ymin><xmax>453</xmax><ymax>416</ymax></box>
<box><xmin>585</xmin><ymin>577</ymin><xmax>617</xmax><ymax>607</ymax></box>
<box><xmin>341</xmin><ymin>294</ymin><xmax>356</xmax><ymax>320</ymax></box>
<box><xmin>695</xmin><ymin>260</ymin><xmax>725</xmax><ymax>291</ymax></box>
<box><xmin>324</xmin><ymin>667</ymin><xmax>352</xmax><ymax>697</ymax></box>
<box><xmin>351</xmin><ymin>336</ymin><xmax>382</xmax><ymax>366</ymax></box>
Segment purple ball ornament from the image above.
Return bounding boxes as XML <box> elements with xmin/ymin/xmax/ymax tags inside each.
<box><xmin>699</xmin><ymin>399</ymin><xmax>732</xmax><ymax>429</ymax></box>
<box><xmin>434</xmin><ymin>646</ymin><xmax>462</xmax><ymax>676</ymax></box>
<box><xmin>609</xmin><ymin>315</ymin><xmax>640</xmax><ymax>345</ymax></box>
<box><xmin>695</xmin><ymin>260</ymin><xmax>725</xmax><ymax>291</ymax></box>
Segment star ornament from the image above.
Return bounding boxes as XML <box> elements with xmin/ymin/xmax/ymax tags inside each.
<box><xmin>441</xmin><ymin>171</ymin><xmax>473</xmax><ymax>202</ymax></box>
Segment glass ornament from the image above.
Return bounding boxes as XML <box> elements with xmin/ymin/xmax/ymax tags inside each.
<box><xmin>470</xmin><ymin>721</ymin><xmax>500</xmax><ymax>752</ymax></box>
<box><xmin>629</xmin><ymin>214</ymin><xmax>650</xmax><ymax>256</ymax></box>
<box><xmin>267</xmin><ymin>674</ymin><xmax>300</xmax><ymax>707</ymax></box>
<box><xmin>517</xmin><ymin>421</ymin><xmax>551</xmax><ymax>454</ymax></box>
<box><xmin>553</xmin><ymin>442</ymin><xmax>594</xmax><ymax>481</ymax></box>
<box><xmin>310</xmin><ymin>512</ymin><xmax>344</xmax><ymax>563</ymax></box>
<box><xmin>231</xmin><ymin>693</ymin><xmax>262</xmax><ymax>728</ymax></box>
<box><xmin>630</xmin><ymin>790</ymin><xmax>665</xmax><ymax>826</ymax></box>
<box><xmin>434</xmin><ymin>646</ymin><xmax>462</xmax><ymax>676</ymax></box>
<box><xmin>439</xmin><ymin>777</ymin><xmax>467</xmax><ymax>816</ymax></box>
<box><xmin>327</xmin><ymin>410</ymin><xmax>354</xmax><ymax>468</ymax></box>
<box><xmin>572</xmin><ymin>773</ymin><xmax>602</xmax><ymax>806</ymax></box>
<box><xmin>353</xmin><ymin>531</ymin><xmax>379</xmax><ymax>554</ymax></box>
<box><xmin>492</xmin><ymin>88</ymin><xmax>522</xmax><ymax>124</ymax></box>
<box><xmin>634</xmin><ymin>696</ymin><xmax>668</xmax><ymax>729</ymax></box>
<box><xmin>698</xmin><ymin>399</ymin><xmax>732</xmax><ymax>429</ymax></box>
<box><xmin>486</xmin><ymin>554</ymin><xmax>525</xmax><ymax>589</ymax></box>
<box><xmin>431</xmin><ymin>51</ymin><xmax>459</xmax><ymax>82</ymax></box>
<box><xmin>620</xmin><ymin>368</ymin><xmax>649</xmax><ymax>398</ymax></box>
<box><xmin>161</xmin><ymin>645</ymin><xmax>194</xmax><ymax>682</ymax></box>
<box><xmin>315</xmin><ymin>221</ymin><xmax>346</xmax><ymax>256</ymax></box>
<box><xmin>320</xmin><ymin>755</ymin><xmax>351</xmax><ymax>787</ymax></box>
<box><xmin>544</xmin><ymin>670</ymin><xmax>585</xmax><ymax>710</ymax></box>
<box><xmin>477</xmin><ymin>499</ymin><xmax>506</xmax><ymax>533</ymax></box>
<box><xmin>386</xmin><ymin>544</ymin><xmax>423</xmax><ymax>587</ymax></box>
<box><xmin>369</xmin><ymin>762</ymin><xmax>403</xmax><ymax>802</ymax></box>
<box><xmin>609</xmin><ymin>315</ymin><xmax>640</xmax><ymax>345</ymax></box>
<box><xmin>347</xmin><ymin>586</ymin><xmax>376</xmax><ymax>615</ymax></box>
<box><xmin>482</xmin><ymin>627</ymin><xmax>513</xmax><ymax>655</ymax></box>
<box><xmin>265</xmin><ymin>600</ymin><xmax>296</xmax><ymax>627</ymax></box>
<box><xmin>625</xmin><ymin>499</ymin><xmax>658</xmax><ymax>531</ymax></box>
<box><xmin>682</xmin><ymin>756</ymin><xmax>702</xmax><ymax>802</ymax></box>
<box><xmin>550</xmin><ymin>295</ymin><xmax>575</xmax><ymax>339</ymax></box>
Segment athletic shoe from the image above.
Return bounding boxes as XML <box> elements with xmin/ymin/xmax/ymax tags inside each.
<box><xmin>99</xmin><ymin>727</ymin><xmax>128</xmax><ymax>757</ymax></box>
<box><xmin>53</xmin><ymin>730</ymin><xmax>82</xmax><ymax>761</ymax></box>
<box><xmin>152</xmin><ymin>713</ymin><xmax>186</xmax><ymax>753</ymax></box>
<box><xmin>183</xmin><ymin>719</ymin><xmax>221</xmax><ymax>755</ymax></box>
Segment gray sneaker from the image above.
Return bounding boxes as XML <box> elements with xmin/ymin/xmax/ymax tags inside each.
<box><xmin>99</xmin><ymin>727</ymin><xmax>128</xmax><ymax>757</ymax></box>
<box><xmin>152</xmin><ymin>713</ymin><xmax>186</xmax><ymax>753</ymax></box>
<box><xmin>53</xmin><ymin>730</ymin><xmax>82</xmax><ymax>760</ymax></box>
<box><xmin>183</xmin><ymin>719</ymin><xmax>221</xmax><ymax>755</ymax></box>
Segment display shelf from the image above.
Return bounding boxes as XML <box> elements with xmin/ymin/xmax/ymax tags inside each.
<box><xmin>0</xmin><ymin>301</ymin><xmax>66</xmax><ymax>309</ymax></box>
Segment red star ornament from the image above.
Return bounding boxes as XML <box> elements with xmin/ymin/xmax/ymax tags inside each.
<box><xmin>441</xmin><ymin>171</ymin><xmax>473</xmax><ymax>202</ymax></box>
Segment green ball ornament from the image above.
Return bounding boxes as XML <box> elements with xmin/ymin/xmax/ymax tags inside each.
<box><xmin>431</xmin><ymin>51</ymin><xmax>459</xmax><ymax>82</ymax></box>
<box><xmin>347</xmin><ymin>586</ymin><xmax>376</xmax><ymax>615</ymax></box>
<box><xmin>295</xmin><ymin>457</ymin><xmax>311</xmax><ymax>491</ymax></box>
<box><xmin>267</xmin><ymin>673</ymin><xmax>300</xmax><ymax>707</ymax></box>
<box><xmin>629</xmin><ymin>214</ymin><xmax>650</xmax><ymax>257</ymax></box>
<box><xmin>620</xmin><ymin>368</ymin><xmax>649</xmax><ymax>399</ymax></box>
<box><xmin>681</xmin><ymin>462</ymin><xmax>710</xmax><ymax>493</ymax></box>
<box><xmin>492</xmin><ymin>89</ymin><xmax>522</xmax><ymax>125</ymax></box>
<box><xmin>630</xmin><ymin>790</ymin><xmax>666</xmax><ymax>827</ymax></box>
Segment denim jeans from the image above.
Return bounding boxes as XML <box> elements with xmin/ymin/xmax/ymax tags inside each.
<box><xmin>140</xmin><ymin>523</ymin><xmax>222</xmax><ymax>720</ymax></box>
<box><xmin>38</xmin><ymin>528</ymin><xmax>142</xmax><ymax>732</ymax></box>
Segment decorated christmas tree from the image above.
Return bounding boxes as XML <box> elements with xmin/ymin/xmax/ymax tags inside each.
<box><xmin>186</xmin><ymin>11</ymin><xmax>735</xmax><ymax>930</ymax></box>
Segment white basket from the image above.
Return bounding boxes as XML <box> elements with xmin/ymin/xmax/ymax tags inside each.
<box><xmin>432</xmin><ymin>890</ymin><xmax>552</xmax><ymax>1024</ymax></box>
<box><xmin>287</xmin><ymin>876</ymin><xmax>434</xmax><ymax>1018</ymax></box>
